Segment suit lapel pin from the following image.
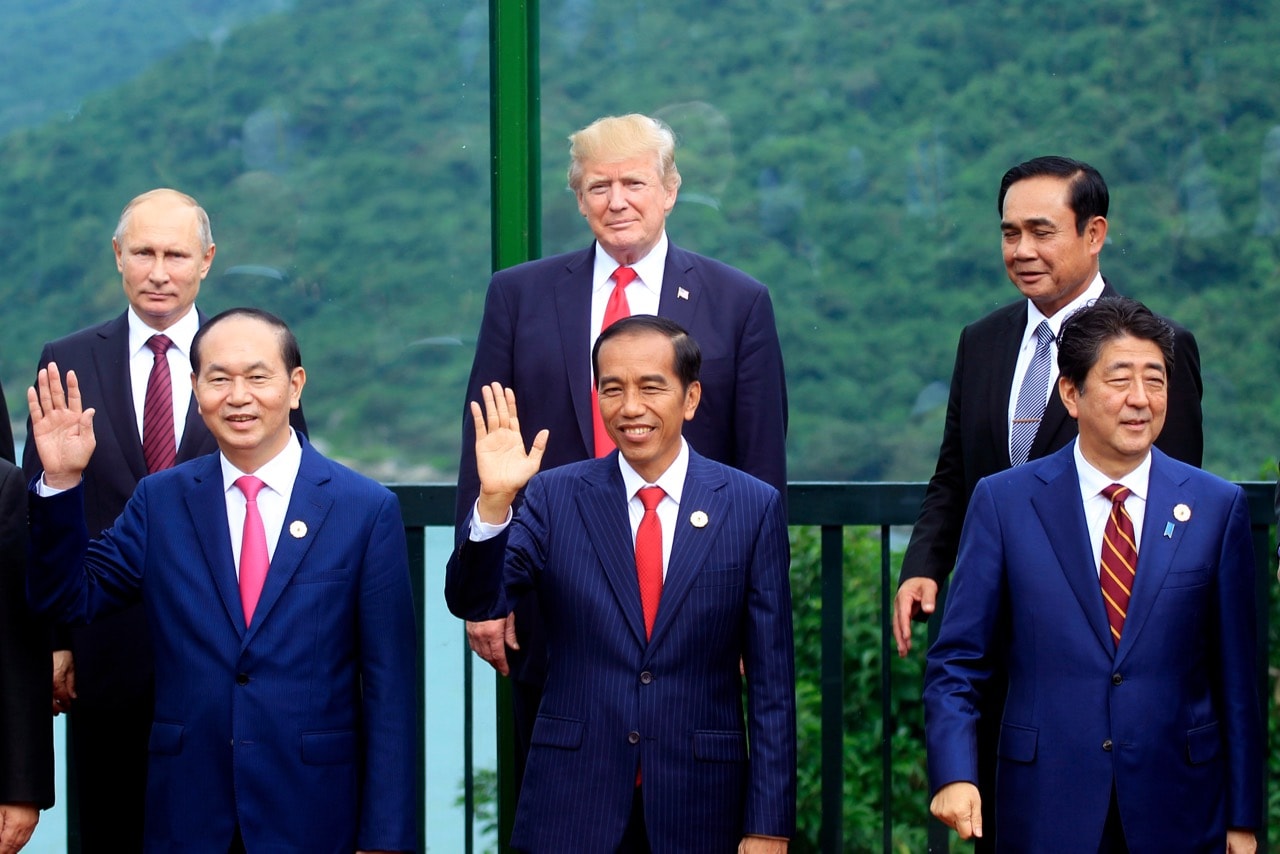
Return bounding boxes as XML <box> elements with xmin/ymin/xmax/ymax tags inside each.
<box><xmin>690</xmin><ymin>510</ymin><xmax>708</xmax><ymax>528</ymax></box>
<box><xmin>1173</xmin><ymin>503</ymin><xmax>1191</xmax><ymax>522</ymax></box>
<box><xmin>677</xmin><ymin>286</ymin><xmax>690</xmax><ymax>301</ymax></box>
<box><xmin>1163</xmin><ymin>521</ymin><xmax>1175</xmax><ymax>539</ymax></box>
<box><xmin>289</xmin><ymin>520</ymin><xmax>308</xmax><ymax>538</ymax></box>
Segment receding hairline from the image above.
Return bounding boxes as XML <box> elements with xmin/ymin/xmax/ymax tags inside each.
<box><xmin>114</xmin><ymin>188</ymin><xmax>214</xmax><ymax>253</ymax></box>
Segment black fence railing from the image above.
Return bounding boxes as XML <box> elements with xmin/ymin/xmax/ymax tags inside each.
<box><xmin>392</xmin><ymin>480</ymin><xmax>1276</xmax><ymax>853</ymax></box>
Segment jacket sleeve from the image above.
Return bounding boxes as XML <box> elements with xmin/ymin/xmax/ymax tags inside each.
<box><xmin>730</xmin><ymin>285</ymin><xmax>789</xmax><ymax>497</ymax></box>
<box><xmin>900</xmin><ymin>327</ymin><xmax>972</xmax><ymax>589</ymax></box>
<box><xmin>354</xmin><ymin>490</ymin><xmax>418</xmax><ymax>851</ymax></box>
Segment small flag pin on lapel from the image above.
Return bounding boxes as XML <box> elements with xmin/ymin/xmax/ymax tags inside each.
<box><xmin>677</xmin><ymin>287</ymin><xmax>690</xmax><ymax>301</ymax></box>
<box><xmin>290</xmin><ymin>520</ymin><xmax>308</xmax><ymax>539</ymax></box>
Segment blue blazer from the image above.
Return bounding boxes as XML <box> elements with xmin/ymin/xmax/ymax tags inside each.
<box><xmin>20</xmin><ymin>310</ymin><xmax>308</xmax><ymax>705</ymax></box>
<box><xmin>446</xmin><ymin>450</ymin><xmax>796</xmax><ymax>853</ymax></box>
<box><xmin>27</xmin><ymin>436</ymin><xmax>417</xmax><ymax>853</ymax></box>
<box><xmin>924</xmin><ymin>444</ymin><xmax>1263</xmax><ymax>852</ymax></box>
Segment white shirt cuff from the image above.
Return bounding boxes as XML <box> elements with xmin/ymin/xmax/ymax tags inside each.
<box><xmin>468</xmin><ymin>500</ymin><xmax>512</xmax><ymax>541</ymax></box>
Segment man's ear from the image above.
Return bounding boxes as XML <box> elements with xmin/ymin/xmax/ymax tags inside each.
<box><xmin>1058</xmin><ymin>374</ymin><xmax>1080</xmax><ymax>419</ymax></box>
<box><xmin>683</xmin><ymin>380</ymin><xmax>701</xmax><ymax>421</ymax></box>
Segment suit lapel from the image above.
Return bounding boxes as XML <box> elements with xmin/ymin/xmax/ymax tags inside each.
<box><xmin>645</xmin><ymin>453</ymin><xmax>727</xmax><ymax>656</ymax></box>
<box><xmin>575</xmin><ymin>458</ymin><xmax>648</xmax><ymax>647</ymax></box>
<box><xmin>242</xmin><ymin>441</ymin><xmax>335</xmax><ymax>646</ymax></box>
<box><xmin>97</xmin><ymin>313</ymin><xmax>150</xmax><ymax>481</ymax></box>
<box><xmin>184</xmin><ymin>455</ymin><xmax>245</xmax><ymax>637</ymax></box>
<box><xmin>554</xmin><ymin>247</ymin><xmax>598</xmax><ymax>456</ymax></box>
<box><xmin>1031</xmin><ymin>448</ymin><xmax>1114</xmax><ymax>654</ymax></box>
<box><xmin>1114</xmin><ymin>452</ymin><xmax>1189</xmax><ymax>662</ymax></box>
<box><xmin>656</xmin><ymin>245</ymin><xmax>700</xmax><ymax>332</ymax></box>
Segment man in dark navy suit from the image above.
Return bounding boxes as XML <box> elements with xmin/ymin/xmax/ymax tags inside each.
<box><xmin>449</xmin><ymin>316</ymin><xmax>794</xmax><ymax>852</ymax></box>
<box><xmin>455</xmin><ymin>114</ymin><xmax>788</xmax><ymax>784</ymax></box>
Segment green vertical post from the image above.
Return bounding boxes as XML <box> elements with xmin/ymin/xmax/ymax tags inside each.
<box><xmin>490</xmin><ymin>0</ymin><xmax>540</xmax><ymax>274</ymax></box>
<box><xmin>489</xmin><ymin>1</ymin><xmax>539</xmax><ymax>851</ymax></box>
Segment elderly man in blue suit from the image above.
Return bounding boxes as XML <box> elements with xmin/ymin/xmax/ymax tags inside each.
<box><xmin>26</xmin><ymin>308</ymin><xmax>416</xmax><ymax>853</ymax></box>
<box><xmin>448</xmin><ymin>316</ymin><xmax>795</xmax><ymax>853</ymax></box>
<box><xmin>924</xmin><ymin>297</ymin><xmax>1262</xmax><ymax>852</ymax></box>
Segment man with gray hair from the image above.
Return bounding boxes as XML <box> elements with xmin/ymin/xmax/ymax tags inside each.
<box><xmin>454</xmin><ymin>114</ymin><xmax>788</xmax><ymax>787</ymax></box>
<box><xmin>21</xmin><ymin>188</ymin><xmax>306</xmax><ymax>850</ymax></box>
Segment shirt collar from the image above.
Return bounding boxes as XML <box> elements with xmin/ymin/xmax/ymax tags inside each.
<box><xmin>592</xmin><ymin>232</ymin><xmax>668</xmax><ymax>299</ymax></box>
<box><xmin>1073</xmin><ymin>438</ymin><xmax>1151</xmax><ymax>503</ymax></box>
<box><xmin>1024</xmin><ymin>271</ymin><xmax>1106</xmax><ymax>341</ymax></box>
<box><xmin>618</xmin><ymin>437</ymin><xmax>688</xmax><ymax>506</ymax></box>
<box><xmin>128</xmin><ymin>306</ymin><xmax>200</xmax><ymax>359</ymax></box>
<box><xmin>220</xmin><ymin>428</ymin><xmax>303</xmax><ymax>497</ymax></box>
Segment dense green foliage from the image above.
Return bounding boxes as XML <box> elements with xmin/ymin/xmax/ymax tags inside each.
<box><xmin>2</xmin><ymin>0</ymin><xmax>1280</xmax><ymax>483</ymax></box>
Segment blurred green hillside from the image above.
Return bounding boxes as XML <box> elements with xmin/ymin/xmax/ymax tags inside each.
<box><xmin>2</xmin><ymin>0</ymin><xmax>1278</xmax><ymax>482</ymax></box>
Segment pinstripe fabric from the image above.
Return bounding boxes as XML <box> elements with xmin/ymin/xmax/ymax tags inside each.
<box><xmin>447</xmin><ymin>450</ymin><xmax>796</xmax><ymax>852</ymax></box>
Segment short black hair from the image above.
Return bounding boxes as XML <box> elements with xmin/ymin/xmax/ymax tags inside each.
<box><xmin>190</xmin><ymin>307</ymin><xmax>302</xmax><ymax>375</ymax></box>
<box><xmin>997</xmin><ymin>156</ymin><xmax>1109</xmax><ymax>235</ymax></box>
<box><xmin>1057</xmin><ymin>297</ymin><xmax>1175</xmax><ymax>391</ymax></box>
<box><xmin>591</xmin><ymin>315</ymin><xmax>701</xmax><ymax>391</ymax></box>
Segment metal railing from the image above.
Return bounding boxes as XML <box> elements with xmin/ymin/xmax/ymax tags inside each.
<box><xmin>394</xmin><ymin>480</ymin><xmax>1276</xmax><ymax>853</ymax></box>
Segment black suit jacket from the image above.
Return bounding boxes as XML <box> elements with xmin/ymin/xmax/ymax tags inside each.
<box><xmin>900</xmin><ymin>281</ymin><xmax>1204</xmax><ymax>589</ymax></box>
<box><xmin>21</xmin><ymin>310</ymin><xmax>307</xmax><ymax>705</ymax></box>
<box><xmin>0</xmin><ymin>459</ymin><xmax>54</xmax><ymax>808</ymax></box>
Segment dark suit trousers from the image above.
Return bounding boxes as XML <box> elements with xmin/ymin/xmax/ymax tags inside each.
<box><xmin>68</xmin><ymin>685</ymin><xmax>152</xmax><ymax>853</ymax></box>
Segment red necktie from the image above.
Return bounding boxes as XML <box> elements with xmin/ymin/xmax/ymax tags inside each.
<box><xmin>142</xmin><ymin>334</ymin><xmax>177</xmax><ymax>473</ymax></box>
<box><xmin>236</xmin><ymin>476</ymin><xmax>270</xmax><ymax>627</ymax></box>
<box><xmin>592</xmin><ymin>267</ymin><xmax>637</xmax><ymax>457</ymax></box>
<box><xmin>635</xmin><ymin>486</ymin><xmax>665</xmax><ymax>640</ymax></box>
<box><xmin>1099</xmin><ymin>484</ymin><xmax>1138</xmax><ymax>646</ymax></box>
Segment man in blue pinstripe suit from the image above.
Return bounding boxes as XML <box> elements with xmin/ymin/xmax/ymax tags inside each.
<box><xmin>447</xmin><ymin>316</ymin><xmax>795</xmax><ymax>853</ymax></box>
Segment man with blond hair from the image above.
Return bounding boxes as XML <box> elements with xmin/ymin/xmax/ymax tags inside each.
<box><xmin>454</xmin><ymin>114</ymin><xmax>788</xmax><ymax>785</ymax></box>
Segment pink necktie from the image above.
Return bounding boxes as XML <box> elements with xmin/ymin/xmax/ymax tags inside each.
<box><xmin>235</xmin><ymin>476</ymin><xmax>269</xmax><ymax>627</ymax></box>
<box><xmin>635</xmin><ymin>486</ymin><xmax>665</xmax><ymax>640</ymax></box>
<box><xmin>142</xmin><ymin>334</ymin><xmax>177</xmax><ymax>473</ymax></box>
<box><xmin>592</xmin><ymin>267</ymin><xmax>637</xmax><ymax>457</ymax></box>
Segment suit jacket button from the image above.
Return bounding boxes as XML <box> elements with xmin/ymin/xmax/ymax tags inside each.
<box><xmin>1112</xmin><ymin>673</ymin><xmax>1123</xmax><ymax>686</ymax></box>
<box><xmin>628</xmin><ymin>731</ymin><xmax>640</xmax><ymax>745</ymax></box>
<box><xmin>236</xmin><ymin>673</ymin><xmax>250</xmax><ymax>685</ymax></box>
<box><xmin>1102</xmin><ymin>739</ymin><xmax>1113</xmax><ymax>751</ymax></box>
<box><xmin>640</xmin><ymin>671</ymin><xmax>653</xmax><ymax>684</ymax></box>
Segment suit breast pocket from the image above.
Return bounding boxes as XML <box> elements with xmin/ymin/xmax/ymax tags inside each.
<box><xmin>693</xmin><ymin>567</ymin><xmax>744</xmax><ymax>588</ymax></box>
<box><xmin>291</xmin><ymin>566</ymin><xmax>353</xmax><ymax>585</ymax></box>
<box><xmin>1163</xmin><ymin>565</ymin><xmax>1211</xmax><ymax>589</ymax></box>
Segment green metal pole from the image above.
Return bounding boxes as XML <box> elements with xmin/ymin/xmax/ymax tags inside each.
<box><xmin>488</xmin><ymin>2</ymin><xmax>539</xmax><ymax>851</ymax></box>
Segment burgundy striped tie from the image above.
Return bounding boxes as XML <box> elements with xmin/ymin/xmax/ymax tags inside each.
<box><xmin>142</xmin><ymin>334</ymin><xmax>177</xmax><ymax>473</ymax></box>
<box><xmin>1099</xmin><ymin>484</ymin><xmax>1138</xmax><ymax>646</ymax></box>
